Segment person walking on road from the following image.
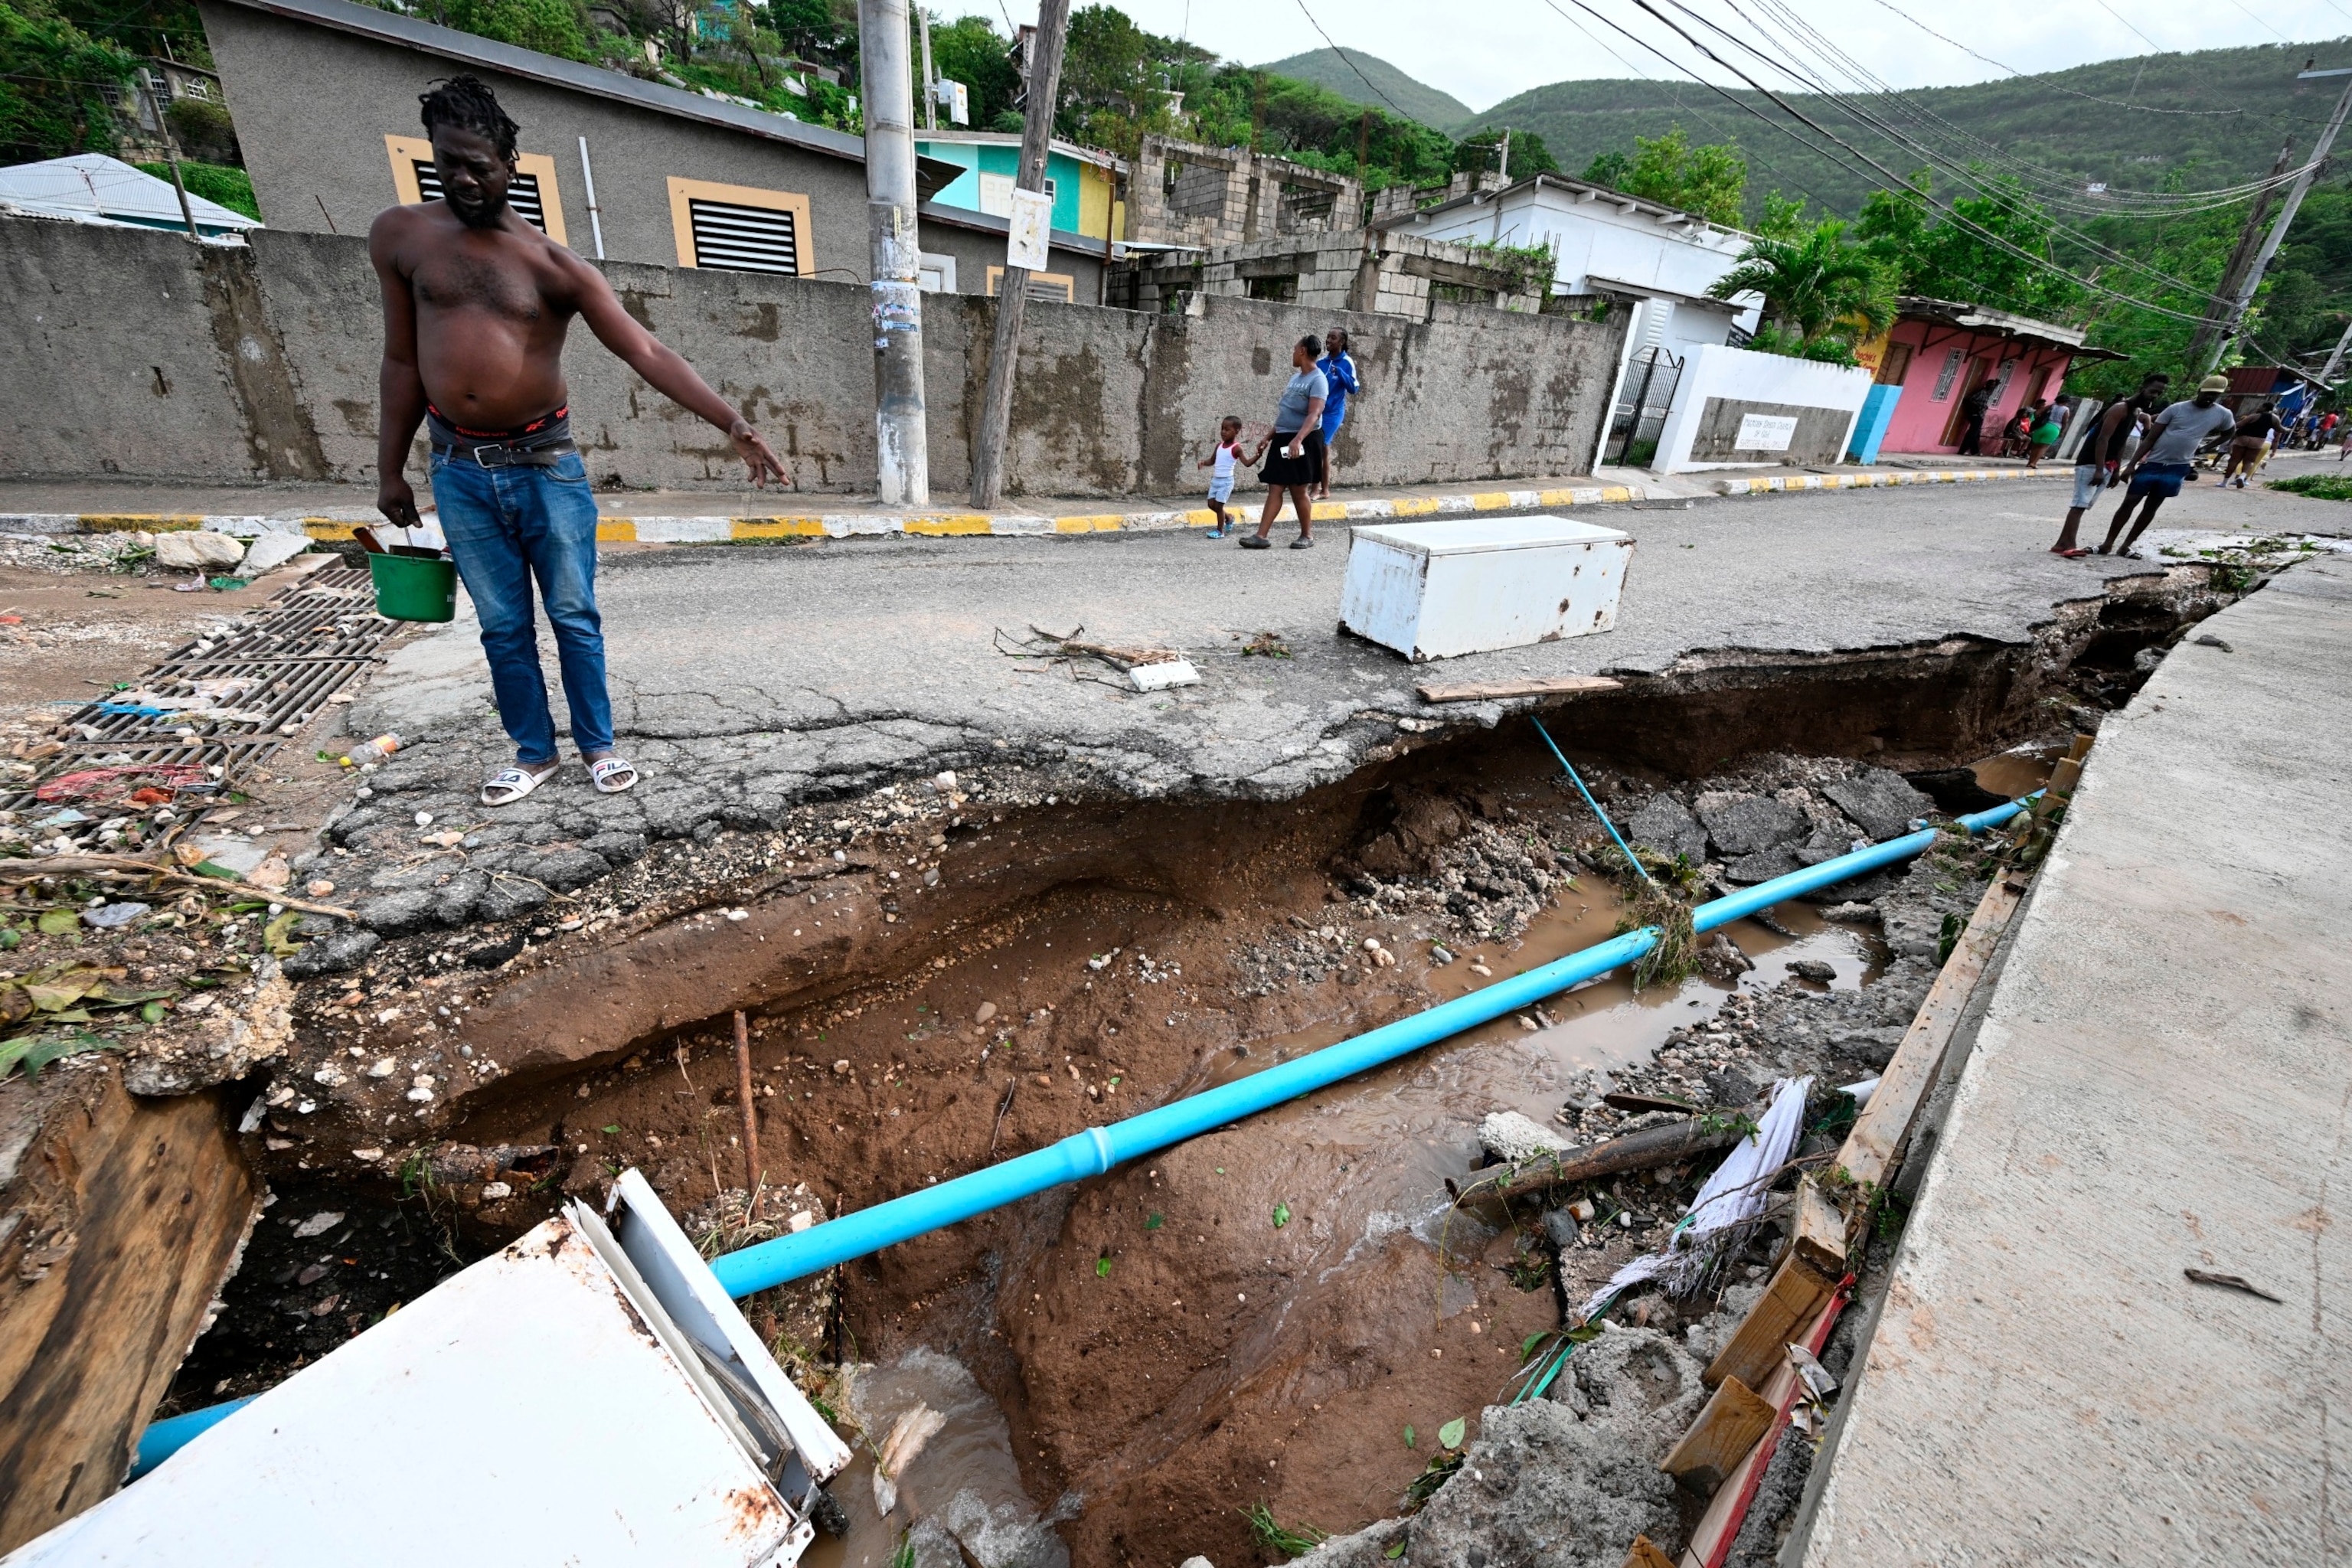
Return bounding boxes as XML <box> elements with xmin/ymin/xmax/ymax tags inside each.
<box><xmin>1312</xmin><ymin>328</ymin><xmax>1359</xmax><ymax>501</ymax></box>
<box><xmin>1955</xmin><ymin>378</ymin><xmax>1997</xmax><ymax>456</ymax></box>
<box><xmin>1243</xmin><ymin>335</ymin><xmax>1328</xmax><ymax>550</ymax></box>
<box><xmin>2050</xmin><ymin>376</ymin><xmax>2167</xmax><ymax>557</ymax></box>
<box><xmin>2025</xmin><ymin>400</ymin><xmax>2063</xmax><ymax>469</ymax></box>
<box><xmin>2099</xmin><ymin>374</ymin><xmax>2239</xmax><ymax>557</ymax></box>
<box><xmin>371</xmin><ymin>76</ymin><xmax>786</xmax><ymax>807</ymax></box>
<box><xmin>2221</xmin><ymin>400</ymin><xmax>2279</xmax><ymax>488</ymax></box>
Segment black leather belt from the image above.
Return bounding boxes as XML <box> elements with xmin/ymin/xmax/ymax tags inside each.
<box><xmin>427</xmin><ymin>410</ymin><xmax>575</xmax><ymax>468</ymax></box>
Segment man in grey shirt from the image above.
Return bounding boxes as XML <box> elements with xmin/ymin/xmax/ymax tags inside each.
<box><xmin>2100</xmin><ymin>374</ymin><xmax>2239</xmax><ymax>557</ymax></box>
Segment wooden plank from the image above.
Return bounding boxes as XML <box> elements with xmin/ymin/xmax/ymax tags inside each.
<box><xmin>1704</xmin><ymin>1253</ymin><xmax>1834</xmax><ymax>1392</ymax></box>
<box><xmin>1789</xmin><ymin>1174</ymin><xmax>1847</xmax><ymax>1277</ymax></box>
<box><xmin>1416</xmin><ymin>674</ymin><xmax>1625</xmax><ymax>704</ymax></box>
<box><xmin>1677</xmin><ymin>1287</ymin><xmax>1849</xmax><ymax>1568</ymax></box>
<box><xmin>1835</xmin><ymin>871</ymin><xmax>2027</xmax><ymax>1194</ymax></box>
<box><xmin>0</xmin><ymin>1062</ymin><xmax>259</xmax><ymax>1551</ymax></box>
<box><xmin>1623</xmin><ymin>1535</ymin><xmax>1678</xmax><ymax>1568</ymax></box>
<box><xmin>1661</xmin><ymin>1374</ymin><xmax>1776</xmax><ymax>1489</ymax></box>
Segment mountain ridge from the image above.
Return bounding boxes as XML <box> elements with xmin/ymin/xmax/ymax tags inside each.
<box><xmin>1254</xmin><ymin>47</ymin><xmax>1478</xmax><ymax>131</ymax></box>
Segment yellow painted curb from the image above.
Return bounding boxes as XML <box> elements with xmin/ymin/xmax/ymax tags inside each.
<box><xmin>1469</xmin><ymin>492</ymin><xmax>1514</xmax><ymax>511</ymax></box>
<box><xmin>731</xmin><ymin>518</ymin><xmax>830</xmax><ymax>537</ymax></box>
<box><xmin>82</xmin><ymin>514</ymin><xmax>206</xmax><ymax>533</ymax></box>
<box><xmin>1053</xmin><ymin>514</ymin><xmax>1124</xmax><ymax>533</ymax></box>
<box><xmin>900</xmin><ymin>514</ymin><xmax>994</xmax><ymax>537</ymax></box>
<box><xmin>596</xmin><ymin>519</ymin><xmax>640</xmax><ymax>541</ymax></box>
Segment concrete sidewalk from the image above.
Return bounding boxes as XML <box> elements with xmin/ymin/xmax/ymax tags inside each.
<box><xmin>0</xmin><ymin>460</ymin><xmax>2068</xmax><ymax>544</ymax></box>
<box><xmin>1798</xmin><ymin>554</ymin><xmax>2352</xmax><ymax>1563</ymax></box>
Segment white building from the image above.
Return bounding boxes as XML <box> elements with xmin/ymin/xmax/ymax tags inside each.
<box><xmin>1384</xmin><ymin>172</ymin><xmax>1765</xmax><ymax>469</ymax></box>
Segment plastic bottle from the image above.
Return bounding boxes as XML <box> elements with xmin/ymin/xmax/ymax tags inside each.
<box><xmin>346</xmin><ymin>734</ymin><xmax>402</xmax><ymax>766</ymax></box>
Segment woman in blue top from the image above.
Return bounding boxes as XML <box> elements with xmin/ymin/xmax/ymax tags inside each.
<box><xmin>1312</xmin><ymin>328</ymin><xmax>1360</xmax><ymax>501</ymax></box>
<box><xmin>1244</xmin><ymin>335</ymin><xmax>1328</xmax><ymax>549</ymax></box>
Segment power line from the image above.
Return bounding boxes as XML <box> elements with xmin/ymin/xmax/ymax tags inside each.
<box><xmin>1857</xmin><ymin>0</ymin><xmax>2249</xmax><ymax>117</ymax></box>
<box><xmin>1285</xmin><ymin>0</ymin><xmax>1416</xmax><ymax>122</ymax></box>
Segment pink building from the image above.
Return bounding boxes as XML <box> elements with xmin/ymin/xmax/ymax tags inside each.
<box><xmin>1860</xmin><ymin>297</ymin><xmax>2122</xmax><ymax>459</ymax></box>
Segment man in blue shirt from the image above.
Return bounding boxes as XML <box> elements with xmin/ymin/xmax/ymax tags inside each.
<box><xmin>1313</xmin><ymin>328</ymin><xmax>1360</xmax><ymax>500</ymax></box>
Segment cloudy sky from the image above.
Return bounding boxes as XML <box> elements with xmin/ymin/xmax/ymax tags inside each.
<box><xmin>1087</xmin><ymin>0</ymin><xmax>2349</xmax><ymax>111</ymax></box>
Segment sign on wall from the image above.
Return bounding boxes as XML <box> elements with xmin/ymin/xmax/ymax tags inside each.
<box><xmin>1733</xmin><ymin>413</ymin><xmax>1799</xmax><ymax>452</ymax></box>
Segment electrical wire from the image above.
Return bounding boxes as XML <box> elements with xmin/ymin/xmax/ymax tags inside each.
<box><xmin>1857</xmin><ymin>0</ymin><xmax>2249</xmax><ymax>116</ymax></box>
<box><xmin>1539</xmin><ymin>0</ymin><xmax>2239</xmax><ymax>329</ymax></box>
<box><xmin>1640</xmin><ymin>0</ymin><xmax>2246</xmax><ymax>312</ymax></box>
<box><xmin>1285</xmin><ymin>0</ymin><xmax>1417</xmax><ymax>123</ymax></box>
<box><xmin>1726</xmin><ymin>0</ymin><xmax>2305</xmax><ymax>211</ymax></box>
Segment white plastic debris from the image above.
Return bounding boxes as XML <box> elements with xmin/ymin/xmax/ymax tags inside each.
<box><xmin>1128</xmin><ymin>658</ymin><xmax>1200</xmax><ymax>692</ymax></box>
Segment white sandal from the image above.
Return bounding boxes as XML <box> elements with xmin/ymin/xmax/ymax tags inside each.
<box><xmin>482</xmin><ymin>766</ymin><xmax>554</xmax><ymax>807</ymax></box>
<box><xmin>590</xmin><ymin>756</ymin><xmax>639</xmax><ymax>794</ymax></box>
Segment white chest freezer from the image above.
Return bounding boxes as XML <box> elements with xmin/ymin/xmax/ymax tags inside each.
<box><xmin>7</xmin><ymin>1171</ymin><xmax>851</xmax><ymax>1567</ymax></box>
<box><xmin>1339</xmin><ymin>515</ymin><xmax>1633</xmax><ymax>662</ymax></box>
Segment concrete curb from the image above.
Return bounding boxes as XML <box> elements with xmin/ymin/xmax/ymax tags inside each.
<box><xmin>3</xmin><ymin>482</ymin><xmax>1657</xmax><ymax>545</ymax></box>
<box><xmin>1712</xmin><ymin>467</ymin><xmax>2066</xmax><ymax>496</ymax></box>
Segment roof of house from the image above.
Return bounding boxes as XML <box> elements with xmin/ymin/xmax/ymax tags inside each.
<box><xmin>1895</xmin><ymin>296</ymin><xmax>2094</xmax><ymax>352</ymax></box>
<box><xmin>209</xmin><ymin>0</ymin><xmax>878</xmax><ymax>162</ymax></box>
<box><xmin>0</xmin><ymin>153</ymin><xmax>259</xmax><ymax>235</ymax></box>
<box><xmin>1386</xmin><ymin>171</ymin><xmax>1749</xmax><ymax>242</ymax></box>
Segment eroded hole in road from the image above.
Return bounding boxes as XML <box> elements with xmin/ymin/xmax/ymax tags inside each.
<box><xmin>171</xmin><ymin>573</ymin><xmax>2220</xmax><ymax>1566</ymax></box>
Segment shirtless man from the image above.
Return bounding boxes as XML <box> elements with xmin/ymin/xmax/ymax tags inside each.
<box><xmin>371</xmin><ymin>75</ymin><xmax>785</xmax><ymax>807</ymax></box>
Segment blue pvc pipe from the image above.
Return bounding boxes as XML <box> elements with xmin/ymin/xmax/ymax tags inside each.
<box><xmin>713</xmin><ymin>795</ymin><xmax>2032</xmax><ymax>1297</ymax></box>
<box><xmin>128</xmin><ymin>1396</ymin><xmax>254</xmax><ymax>1481</ymax></box>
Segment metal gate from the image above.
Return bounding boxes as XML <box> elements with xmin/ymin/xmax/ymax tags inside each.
<box><xmin>1605</xmin><ymin>345</ymin><xmax>1684</xmax><ymax>468</ymax></box>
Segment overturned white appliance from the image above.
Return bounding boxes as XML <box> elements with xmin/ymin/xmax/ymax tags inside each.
<box><xmin>6</xmin><ymin>1171</ymin><xmax>851</xmax><ymax>1566</ymax></box>
<box><xmin>1339</xmin><ymin>515</ymin><xmax>1632</xmax><ymax>661</ymax></box>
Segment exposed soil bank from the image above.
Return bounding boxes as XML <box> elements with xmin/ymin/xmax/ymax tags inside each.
<box><xmin>136</xmin><ymin>568</ymin><xmax>2220</xmax><ymax>1564</ymax></box>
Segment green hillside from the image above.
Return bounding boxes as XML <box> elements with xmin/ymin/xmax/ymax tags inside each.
<box><xmin>1256</xmin><ymin>47</ymin><xmax>1476</xmax><ymax>131</ymax></box>
<box><xmin>1463</xmin><ymin>39</ymin><xmax>2352</xmax><ymax>220</ymax></box>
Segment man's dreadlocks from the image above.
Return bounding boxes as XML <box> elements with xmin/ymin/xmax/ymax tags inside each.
<box><xmin>419</xmin><ymin>74</ymin><xmax>520</xmax><ymax>161</ymax></box>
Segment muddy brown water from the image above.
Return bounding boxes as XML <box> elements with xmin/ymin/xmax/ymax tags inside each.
<box><xmin>791</xmin><ymin>878</ymin><xmax>1880</xmax><ymax>1566</ymax></box>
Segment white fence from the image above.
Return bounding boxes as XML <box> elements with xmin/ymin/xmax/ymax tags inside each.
<box><xmin>1648</xmin><ymin>344</ymin><xmax>1874</xmax><ymax>474</ymax></box>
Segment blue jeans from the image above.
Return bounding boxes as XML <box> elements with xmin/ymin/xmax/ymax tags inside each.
<box><xmin>429</xmin><ymin>449</ymin><xmax>612</xmax><ymax>765</ymax></box>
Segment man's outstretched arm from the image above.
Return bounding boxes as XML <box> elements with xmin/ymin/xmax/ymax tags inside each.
<box><xmin>566</xmin><ymin>253</ymin><xmax>788</xmax><ymax>486</ymax></box>
<box><xmin>369</xmin><ymin>211</ymin><xmax>430</xmax><ymax>528</ymax></box>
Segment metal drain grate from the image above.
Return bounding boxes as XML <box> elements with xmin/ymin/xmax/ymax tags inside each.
<box><xmin>3</xmin><ymin>567</ymin><xmax>402</xmax><ymax>856</ymax></box>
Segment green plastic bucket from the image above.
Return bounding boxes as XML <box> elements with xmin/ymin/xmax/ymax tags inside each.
<box><xmin>369</xmin><ymin>551</ymin><xmax>458</xmax><ymax>623</ymax></box>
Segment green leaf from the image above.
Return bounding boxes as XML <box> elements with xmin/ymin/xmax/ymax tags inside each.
<box><xmin>600</xmin><ymin>1124</ymin><xmax>621</xmax><ymax>1135</ymax></box>
<box><xmin>1521</xmin><ymin>1331</ymin><xmax>1551</xmax><ymax>1364</ymax></box>
<box><xmin>1272</xmin><ymin>1202</ymin><xmax>1291</xmax><ymax>1229</ymax></box>
<box><xmin>26</xmin><ymin>975</ymin><xmax>98</xmax><ymax>1011</ymax></box>
<box><xmin>36</xmin><ymin>910</ymin><xmax>78</xmax><ymax>936</ymax></box>
<box><xmin>1386</xmin><ymin>1542</ymin><xmax>1407</xmax><ymax>1560</ymax></box>
<box><xmin>141</xmin><ymin>1001</ymin><xmax>167</xmax><ymax>1024</ymax></box>
<box><xmin>1144</xmin><ymin>1212</ymin><xmax>1162</xmax><ymax>1230</ymax></box>
<box><xmin>0</xmin><ymin>1031</ymin><xmax>119</xmax><ymax>1080</ymax></box>
<box><xmin>1438</xmin><ymin>1417</ymin><xmax>1466</xmax><ymax>1451</ymax></box>
<box><xmin>1403</xmin><ymin>1423</ymin><xmax>1416</xmax><ymax>1449</ymax></box>
<box><xmin>264</xmin><ymin>911</ymin><xmax>302</xmax><ymax>956</ymax></box>
<box><xmin>0</xmin><ymin>929</ymin><xmax>18</xmax><ymax>950</ymax></box>
<box><xmin>1096</xmin><ymin>1256</ymin><xmax>1112</xmax><ymax>1278</ymax></box>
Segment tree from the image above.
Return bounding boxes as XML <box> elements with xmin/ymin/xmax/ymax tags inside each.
<box><xmin>1709</xmin><ymin>217</ymin><xmax>1893</xmax><ymax>358</ymax></box>
<box><xmin>0</xmin><ymin>0</ymin><xmax>137</xmax><ymax>163</ymax></box>
<box><xmin>924</xmin><ymin>12</ymin><xmax>1018</xmax><ymax>128</ymax></box>
<box><xmin>1857</xmin><ymin>169</ymin><xmax>2082</xmax><ymax>322</ymax></box>
<box><xmin>1583</xmin><ymin>126</ymin><xmax>1744</xmax><ymax>226</ymax></box>
<box><xmin>445</xmin><ymin>0</ymin><xmax>594</xmax><ymax>60</ymax></box>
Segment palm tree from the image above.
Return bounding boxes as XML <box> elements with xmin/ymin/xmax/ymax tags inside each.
<box><xmin>1708</xmin><ymin>218</ymin><xmax>1893</xmax><ymax>353</ymax></box>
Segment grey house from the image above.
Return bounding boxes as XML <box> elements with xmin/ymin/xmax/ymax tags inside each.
<box><xmin>195</xmin><ymin>0</ymin><xmax>1107</xmax><ymax>298</ymax></box>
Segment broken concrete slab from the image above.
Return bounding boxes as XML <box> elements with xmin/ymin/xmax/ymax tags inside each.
<box><xmin>1821</xmin><ymin>769</ymin><xmax>1935</xmax><ymax>841</ymax></box>
<box><xmin>1695</xmin><ymin>792</ymin><xmax>1809</xmax><ymax>858</ymax></box>
<box><xmin>1625</xmin><ymin>795</ymin><xmax>1707</xmax><ymax>864</ymax></box>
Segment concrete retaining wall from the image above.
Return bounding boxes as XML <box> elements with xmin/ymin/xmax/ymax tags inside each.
<box><xmin>0</xmin><ymin>219</ymin><xmax>1625</xmax><ymax>497</ymax></box>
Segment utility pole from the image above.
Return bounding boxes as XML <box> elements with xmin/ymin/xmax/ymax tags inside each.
<box><xmin>2209</xmin><ymin>63</ymin><xmax>2352</xmax><ymax>373</ymax></box>
<box><xmin>2188</xmin><ymin>135</ymin><xmax>2292</xmax><ymax>374</ymax></box>
<box><xmin>969</xmin><ymin>0</ymin><xmax>1069</xmax><ymax>508</ymax></box>
<box><xmin>139</xmin><ymin>77</ymin><xmax>201</xmax><ymax>242</ymax></box>
<box><xmin>858</xmin><ymin>0</ymin><xmax>929</xmax><ymax>506</ymax></box>
<box><xmin>916</xmin><ymin>7</ymin><xmax>936</xmax><ymax>131</ymax></box>
<box><xmin>2319</xmin><ymin>315</ymin><xmax>2352</xmax><ymax>389</ymax></box>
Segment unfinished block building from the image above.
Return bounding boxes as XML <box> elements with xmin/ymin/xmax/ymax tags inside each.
<box><xmin>1126</xmin><ymin>134</ymin><xmax>1363</xmax><ymax>249</ymax></box>
<box><xmin>1106</xmin><ymin>229</ymin><xmax>1547</xmax><ymax>320</ymax></box>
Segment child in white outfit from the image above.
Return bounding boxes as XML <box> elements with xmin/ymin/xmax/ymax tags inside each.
<box><xmin>1197</xmin><ymin>415</ymin><xmax>1263</xmax><ymax>538</ymax></box>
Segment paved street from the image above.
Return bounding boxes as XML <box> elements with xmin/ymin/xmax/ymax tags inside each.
<box><xmin>346</xmin><ymin>466</ymin><xmax>2352</xmax><ymax>808</ymax></box>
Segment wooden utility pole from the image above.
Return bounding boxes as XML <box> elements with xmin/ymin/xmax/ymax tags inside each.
<box><xmin>2209</xmin><ymin>64</ymin><xmax>2352</xmax><ymax>373</ymax></box>
<box><xmin>139</xmin><ymin>77</ymin><xmax>201</xmax><ymax>242</ymax></box>
<box><xmin>968</xmin><ymin>0</ymin><xmax>1069</xmax><ymax>508</ymax></box>
<box><xmin>2189</xmin><ymin>136</ymin><xmax>2294</xmax><ymax>375</ymax></box>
